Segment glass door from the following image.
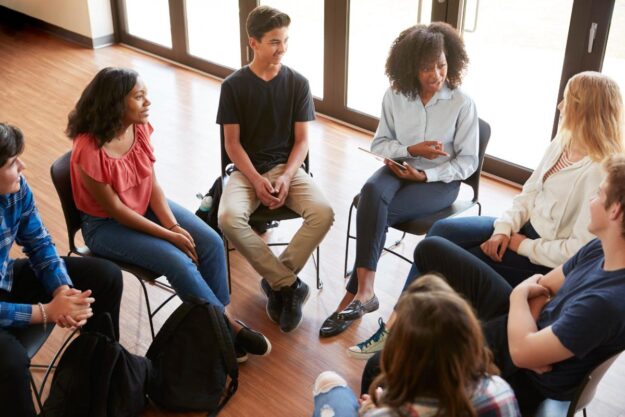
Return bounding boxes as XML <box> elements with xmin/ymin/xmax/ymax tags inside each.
<box><xmin>602</xmin><ymin>0</ymin><xmax>625</xmax><ymax>91</ymax></box>
<box><xmin>346</xmin><ymin>0</ymin><xmax>430</xmax><ymax>117</ymax></box>
<box><xmin>185</xmin><ymin>0</ymin><xmax>242</xmax><ymax>70</ymax></box>
<box><xmin>460</xmin><ymin>0</ymin><xmax>574</xmax><ymax>171</ymax></box>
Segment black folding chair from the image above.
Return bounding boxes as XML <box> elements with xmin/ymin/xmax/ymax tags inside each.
<box><xmin>50</xmin><ymin>151</ymin><xmax>176</xmax><ymax>339</ymax></box>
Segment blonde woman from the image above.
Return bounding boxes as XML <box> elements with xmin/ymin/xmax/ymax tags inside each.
<box><xmin>350</xmin><ymin>71</ymin><xmax>624</xmax><ymax>359</ymax></box>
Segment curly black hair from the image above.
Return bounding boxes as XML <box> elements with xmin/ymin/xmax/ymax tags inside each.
<box><xmin>385</xmin><ymin>22</ymin><xmax>469</xmax><ymax>100</ymax></box>
<box><xmin>0</xmin><ymin>123</ymin><xmax>25</xmax><ymax>167</ymax></box>
<box><xmin>66</xmin><ymin>67</ymin><xmax>138</xmax><ymax>147</ymax></box>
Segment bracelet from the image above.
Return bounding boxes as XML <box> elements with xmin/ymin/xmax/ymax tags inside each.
<box><xmin>167</xmin><ymin>223</ymin><xmax>180</xmax><ymax>230</ymax></box>
<box><xmin>37</xmin><ymin>302</ymin><xmax>48</xmax><ymax>331</ymax></box>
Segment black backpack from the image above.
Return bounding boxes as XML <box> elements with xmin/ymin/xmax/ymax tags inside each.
<box><xmin>42</xmin><ymin>313</ymin><xmax>152</xmax><ymax>417</ymax></box>
<box><xmin>196</xmin><ymin>177</ymin><xmax>223</xmax><ymax>237</ymax></box>
<box><xmin>146</xmin><ymin>298</ymin><xmax>238</xmax><ymax>416</ymax></box>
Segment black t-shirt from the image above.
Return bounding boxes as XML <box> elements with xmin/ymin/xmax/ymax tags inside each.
<box><xmin>527</xmin><ymin>239</ymin><xmax>625</xmax><ymax>400</ymax></box>
<box><xmin>216</xmin><ymin>65</ymin><xmax>315</xmax><ymax>174</ymax></box>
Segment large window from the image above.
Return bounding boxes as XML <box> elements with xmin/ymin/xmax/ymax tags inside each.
<box><xmin>124</xmin><ymin>0</ymin><xmax>172</xmax><ymax>48</ymax></box>
<box><xmin>602</xmin><ymin>0</ymin><xmax>625</xmax><ymax>91</ymax></box>
<box><xmin>346</xmin><ymin>0</ymin><xmax>429</xmax><ymax>117</ymax></box>
<box><xmin>186</xmin><ymin>0</ymin><xmax>241</xmax><ymax>70</ymax></box>
<box><xmin>260</xmin><ymin>0</ymin><xmax>325</xmax><ymax>98</ymax></box>
<box><xmin>114</xmin><ymin>0</ymin><xmax>619</xmax><ymax>184</ymax></box>
<box><xmin>461</xmin><ymin>0</ymin><xmax>573</xmax><ymax>170</ymax></box>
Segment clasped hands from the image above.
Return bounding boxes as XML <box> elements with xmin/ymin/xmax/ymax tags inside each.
<box><xmin>47</xmin><ymin>285</ymin><xmax>95</xmax><ymax>329</ymax></box>
<box><xmin>480</xmin><ymin>233</ymin><xmax>528</xmax><ymax>262</ymax></box>
<box><xmin>253</xmin><ymin>174</ymin><xmax>291</xmax><ymax>209</ymax></box>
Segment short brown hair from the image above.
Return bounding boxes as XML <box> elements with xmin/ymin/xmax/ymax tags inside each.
<box><xmin>386</xmin><ymin>22</ymin><xmax>469</xmax><ymax>100</ymax></box>
<box><xmin>0</xmin><ymin>123</ymin><xmax>25</xmax><ymax>167</ymax></box>
<box><xmin>603</xmin><ymin>154</ymin><xmax>625</xmax><ymax>238</ymax></box>
<box><xmin>371</xmin><ymin>274</ymin><xmax>498</xmax><ymax>417</ymax></box>
<box><xmin>246</xmin><ymin>5</ymin><xmax>290</xmax><ymax>41</ymax></box>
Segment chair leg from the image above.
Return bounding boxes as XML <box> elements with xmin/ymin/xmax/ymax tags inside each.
<box><xmin>583</xmin><ymin>408</ymin><xmax>587</xmax><ymax>417</ymax></box>
<box><xmin>136</xmin><ymin>277</ymin><xmax>156</xmax><ymax>339</ymax></box>
<box><xmin>29</xmin><ymin>327</ymin><xmax>79</xmax><ymax>409</ymax></box>
<box><xmin>315</xmin><ymin>245</ymin><xmax>322</xmax><ymax>289</ymax></box>
<box><xmin>344</xmin><ymin>202</ymin><xmax>356</xmax><ymax>278</ymax></box>
<box><xmin>224</xmin><ymin>238</ymin><xmax>232</xmax><ymax>294</ymax></box>
<box><xmin>30</xmin><ymin>373</ymin><xmax>43</xmax><ymax>412</ymax></box>
<box><xmin>477</xmin><ymin>201</ymin><xmax>482</xmax><ymax>216</ymax></box>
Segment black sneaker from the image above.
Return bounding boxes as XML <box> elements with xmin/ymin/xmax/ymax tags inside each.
<box><xmin>260</xmin><ymin>278</ymin><xmax>282</xmax><ymax>323</ymax></box>
<box><xmin>235</xmin><ymin>320</ymin><xmax>271</xmax><ymax>358</ymax></box>
<box><xmin>235</xmin><ymin>344</ymin><xmax>249</xmax><ymax>363</ymax></box>
<box><xmin>279</xmin><ymin>278</ymin><xmax>310</xmax><ymax>333</ymax></box>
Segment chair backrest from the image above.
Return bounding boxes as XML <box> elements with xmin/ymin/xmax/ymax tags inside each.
<box><xmin>463</xmin><ymin>118</ymin><xmax>491</xmax><ymax>203</ymax></box>
<box><xmin>566</xmin><ymin>351</ymin><xmax>622</xmax><ymax>416</ymax></box>
<box><xmin>50</xmin><ymin>151</ymin><xmax>82</xmax><ymax>255</ymax></box>
<box><xmin>219</xmin><ymin>125</ymin><xmax>310</xmax><ymax>176</ymax></box>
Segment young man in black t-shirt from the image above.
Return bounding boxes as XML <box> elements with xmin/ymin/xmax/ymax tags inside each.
<box><xmin>217</xmin><ymin>6</ymin><xmax>334</xmax><ymax>333</ymax></box>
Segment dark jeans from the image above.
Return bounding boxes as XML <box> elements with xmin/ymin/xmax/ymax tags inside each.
<box><xmin>347</xmin><ymin>166</ymin><xmax>460</xmax><ymax>294</ymax></box>
<box><xmin>0</xmin><ymin>257</ymin><xmax>123</xmax><ymax>417</ymax></box>
<box><xmin>362</xmin><ymin>237</ymin><xmax>545</xmax><ymax>413</ymax></box>
<box><xmin>403</xmin><ymin>216</ymin><xmax>552</xmax><ymax>291</ymax></box>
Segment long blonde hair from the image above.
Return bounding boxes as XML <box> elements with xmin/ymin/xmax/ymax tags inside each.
<box><xmin>560</xmin><ymin>71</ymin><xmax>624</xmax><ymax>161</ymax></box>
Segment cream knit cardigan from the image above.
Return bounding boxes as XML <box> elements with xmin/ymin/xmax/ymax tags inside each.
<box><xmin>493</xmin><ymin>131</ymin><xmax>604</xmax><ymax>268</ymax></box>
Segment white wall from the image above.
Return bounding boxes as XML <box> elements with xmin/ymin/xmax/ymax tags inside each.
<box><xmin>0</xmin><ymin>0</ymin><xmax>113</xmax><ymax>39</ymax></box>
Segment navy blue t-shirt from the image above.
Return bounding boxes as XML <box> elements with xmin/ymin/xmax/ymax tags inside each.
<box><xmin>216</xmin><ymin>65</ymin><xmax>315</xmax><ymax>174</ymax></box>
<box><xmin>528</xmin><ymin>239</ymin><xmax>625</xmax><ymax>399</ymax></box>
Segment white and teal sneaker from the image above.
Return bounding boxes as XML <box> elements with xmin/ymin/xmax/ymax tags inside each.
<box><xmin>347</xmin><ymin>317</ymin><xmax>389</xmax><ymax>359</ymax></box>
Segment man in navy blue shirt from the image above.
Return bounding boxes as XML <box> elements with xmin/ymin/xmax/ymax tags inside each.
<box><xmin>0</xmin><ymin>123</ymin><xmax>123</xmax><ymax>417</ymax></box>
<box><xmin>364</xmin><ymin>154</ymin><xmax>625</xmax><ymax>413</ymax></box>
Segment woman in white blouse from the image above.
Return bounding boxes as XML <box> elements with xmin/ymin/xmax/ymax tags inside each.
<box><xmin>320</xmin><ymin>22</ymin><xmax>479</xmax><ymax>337</ymax></box>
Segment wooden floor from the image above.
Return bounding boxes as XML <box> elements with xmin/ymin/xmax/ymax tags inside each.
<box><xmin>1</xmin><ymin>25</ymin><xmax>624</xmax><ymax>417</ymax></box>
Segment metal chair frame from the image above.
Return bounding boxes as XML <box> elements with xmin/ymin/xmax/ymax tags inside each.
<box><xmin>14</xmin><ymin>325</ymin><xmax>78</xmax><ymax>412</ymax></box>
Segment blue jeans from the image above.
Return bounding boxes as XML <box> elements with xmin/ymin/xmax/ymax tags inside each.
<box><xmin>312</xmin><ymin>386</ymin><xmax>359</xmax><ymax>417</ymax></box>
<box><xmin>403</xmin><ymin>216</ymin><xmax>552</xmax><ymax>290</ymax></box>
<box><xmin>347</xmin><ymin>166</ymin><xmax>460</xmax><ymax>293</ymax></box>
<box><xmin>81</xmin><ymin>199</ymin><xmax>229</xmax><ymax>310</ymax></box>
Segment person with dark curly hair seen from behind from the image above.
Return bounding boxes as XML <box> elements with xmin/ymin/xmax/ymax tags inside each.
<box><xmin>320</xmin><ymin>22</ymin><xmax>478</xmax><ymax>337</ymax></box>
<box><xmin>0</xmin><ymin>123</ymin><xmax>123</xmax><ymax>417</ymax></box>
<box><xmin>311</xmin><ymin>274</ymin><xmax>520</xmax><ymax>417</ymax></box>
<box><xmin>66</xmin><ymin>67</ymin><xmax>271</xmax><ymax>363</ymax></box>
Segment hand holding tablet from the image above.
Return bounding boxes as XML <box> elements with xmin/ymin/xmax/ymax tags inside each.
<box><xmin>358</xmin><ymin>147</ymin><xmax>407</xmax><ymax>170</ymax></box>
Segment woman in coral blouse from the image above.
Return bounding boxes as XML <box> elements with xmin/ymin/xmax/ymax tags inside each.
<box><xmin>66</xmin><ymin>67</ymin><xmax>270</xmax><ymax>361</ymax></box>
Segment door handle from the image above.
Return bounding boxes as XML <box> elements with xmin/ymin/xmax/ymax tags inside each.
<box><xmin>588</xmin><ymin>22</ymin><xmax>598</xmax><ymax>53</ymax></box>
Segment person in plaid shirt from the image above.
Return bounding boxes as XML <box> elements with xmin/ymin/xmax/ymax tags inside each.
<box><xmin>0</xmin><ymin>123</ymin><xmax>123</xmax><ymax>417</ymax></box>
<box><xmin>312</xmin><ymin>274</ymin><xmax>520</xmax><ymax>417</ymax></box>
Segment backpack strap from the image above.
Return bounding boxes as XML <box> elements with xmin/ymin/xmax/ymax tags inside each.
<box><xmin>91</xmin><ymin>335</ymin><xmax>122</xmax><ymax>417</ymax></box>
<box><xmin>207</xmin><ymin>305</ymin><xmax>238</xmax><ymax>417</ymax></box>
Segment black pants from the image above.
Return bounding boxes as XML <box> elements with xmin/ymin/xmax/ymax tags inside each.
<box><xmin>0</xmin><ymin>257</ymin><xmax>123</xmax><ymax>417</ymax></box>
<box><xmin>362</xmin><ymin>237</ymin><xmax>545</xmax><ymax>413</ymax></box>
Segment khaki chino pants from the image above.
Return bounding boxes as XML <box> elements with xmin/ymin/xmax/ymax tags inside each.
<box><xmin>218</xmin><ymin>164</ymin><xmax>334</xmax><ymax>289</ymax></box>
